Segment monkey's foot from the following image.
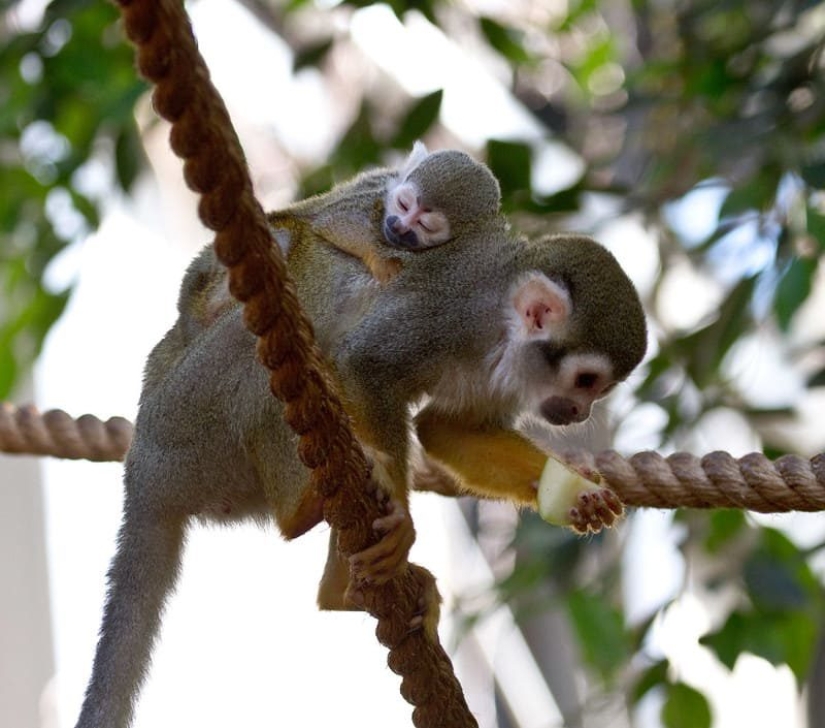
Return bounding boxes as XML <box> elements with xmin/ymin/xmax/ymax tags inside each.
<box><xmin>406</xmin><ymin>565</ymin><xmax>442</xmax><ymax>638</ymax></box>
<box><xmin>412</xmin><ymin>455</ymin><xmax>463</xmax><ymax>496</ymax></box>
<box><xmin>568</xmin><ymin>488</ymin><xmax>624</xmax><ymax>534</ymax></box>
<box><xmin>537</xmin><ymin>455</ymin><xmax>623</xmax><ymax>533</ymax></box>
<box><xmin>349</xmin><ymin>488</ymin><xmax>416</xmax><ymax>586</ymax></box>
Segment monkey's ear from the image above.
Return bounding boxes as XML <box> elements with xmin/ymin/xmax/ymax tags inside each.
<box><xmin>511</xmin><ymin>273</ymin><xmax>571</xmax><ymax>337</ymax></box>
<box><xmin>400</xmin><ymin>141</ymin><xmax>429</xmax><ymax>179</ymax></box>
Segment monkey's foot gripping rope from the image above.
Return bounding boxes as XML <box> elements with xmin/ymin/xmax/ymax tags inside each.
<box><xmin>0</xmin><ymin>403</ymin><xmax>132</xmax><ymax>462</ymax></box>
<box><xmin>111</xmin><ymin>0</ymin><xmax>477</xmax><ymax>725</ymax></box>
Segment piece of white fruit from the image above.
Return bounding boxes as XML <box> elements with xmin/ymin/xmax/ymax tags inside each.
<box><xmin>537</xmin><ymin>456</ymin><xmax>598</xmax><ymax>526</ymax></box>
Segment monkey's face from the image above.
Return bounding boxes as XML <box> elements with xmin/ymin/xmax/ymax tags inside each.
<box><xmin>502</xmin><ymin>271</ymin><xmax>621</xmax><ymax>427</ymax></box>
<box><xmin>383</xmin><ymin>181</ymin><xmax>451</xmax><ymax>250</ymax></box>
<box><xmin>530</xmin><ymin>349</ymin><xmax>617</xmax><ymax>426</ymax></box>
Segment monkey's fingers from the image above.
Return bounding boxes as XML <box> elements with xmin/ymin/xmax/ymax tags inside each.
<box><xmin>558</xmin><ymin>448</ymin><xmax>601</xmax><ymax>484</ymax></box>
<box><xmin>568</xmin><ymin>488</ymin><xmax>624</xmax><ymax>534</ymax></box>
<box><xmin>349</xmin><ymin>500</ymin><xmax>415</xmax><ymax>585</ymax></box>
<box><xmin>372</xmin><ymin>497</ymin><xmax>407</xmax><ymax>533</ymax></box>
<box><xmin>372</xmin><ymin>257</ymin><xmax>403</xmax><ymax>285</ymax></box>
<box><xmin>407</xmin><ymin>576</ymin><xmax>442</xmax><ymax>638</ymax></box>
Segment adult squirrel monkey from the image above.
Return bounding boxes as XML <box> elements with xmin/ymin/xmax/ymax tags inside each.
<box><xmin>74</xmin><ymin>151</ymin><xmax>646</xmax><ymax>728</ymax></box>
<box><xmin>178</xmin><ymin>142</ymin><xmax>501</xmax><ymax>340</ymax></box>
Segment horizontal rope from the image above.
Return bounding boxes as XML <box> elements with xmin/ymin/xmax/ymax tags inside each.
<box><xmin>3</xmin><ymin>402</ymin><xmax>823</xmax><ymax>514</ymax></box>
<box><xmin>0</xmin><ymin>402</ymin><xmax>133</xmax><ymax>462</ymax></box>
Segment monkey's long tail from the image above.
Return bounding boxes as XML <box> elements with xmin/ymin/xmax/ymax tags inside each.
<box><xmin>75</xmin><ymin>504</ymin><xmax>185</xmax><ymax>728</ymax></box>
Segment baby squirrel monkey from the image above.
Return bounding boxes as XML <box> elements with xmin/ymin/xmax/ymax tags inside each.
<box><xmin>181</xmin><ymin>142</ymin><xmax>501</xmax><ymax>339</ymax></box>
<box><xmin>74</xmin><ymin>149</ymin><xmax>646</xmax><ymax>728</ymax></box>
<box><xmin>272</xmin><ymin>140</ymin><xmax>501</xmax><ymax>284</ymax></box>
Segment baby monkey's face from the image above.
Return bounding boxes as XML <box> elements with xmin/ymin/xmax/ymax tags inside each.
<box><xmin>382</xmin><ymin>180</ymin><xmax>451</xmax><ymax>250</ymax></box>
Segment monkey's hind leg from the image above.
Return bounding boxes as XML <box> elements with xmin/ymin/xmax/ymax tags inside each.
<box><xmin>75</xmin><ymin>502</ymin><xmax>186</xmax><ymax>728</ymax></box>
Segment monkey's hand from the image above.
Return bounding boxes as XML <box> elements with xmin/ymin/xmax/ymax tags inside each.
<box><xmin>366</xmin><ymin>253</ymin><xmax>403</xmax><ymax>285</ymax></box>
<box><xmin>536</xmin><ymin>454</ymin><xmax>624</xmax><ymax>534</ymax></box>
<box><xmin>348</xmin><ymin>482</ymin><xmax>416</xmax><ymax>588</ymax></box>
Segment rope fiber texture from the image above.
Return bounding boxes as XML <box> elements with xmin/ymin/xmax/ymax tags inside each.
<box><xmin>4</xmin><ymin>403</ymin><xmax>825</xmax><ymax>514</ymax></box>
<box><xmin>0</xmin><ymin>402</ymin><xmax>133</xmax><ymax>462</ymax></box>
<box><xmin>113</xmin><ymin>0</ymin><xmax>477</xmax><ymax>725</ymax></box>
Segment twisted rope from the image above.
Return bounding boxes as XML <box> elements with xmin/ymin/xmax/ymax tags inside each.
<box><xmin>0</xmin><ymin>403</ymin><xmax>133</xmax><ymax>462</ymax></box>
<box><xmin>111</xmin><ymin>0</ymin><xmax>476</xmax><ymax>725</ymax></box>
<box><xmin>4</xmin><ymin>403</ymin><xmax>824</xmax><ymax>515</ymax></box>
<box><xmin>597</xmin><ymin>449</ymin><xmax>825</xmax><ymax>513</ymax></box>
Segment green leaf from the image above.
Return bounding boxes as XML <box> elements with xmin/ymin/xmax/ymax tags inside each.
<box><xmin>556</xmin><ymin>0</ymin><xmax>599</xmax><ymax>30</ymax></box>
<box><xmin>661</xmin><ymin>683</ymin><xmax>712</xmax><ymax>728</ymax></box>
<box><xmin>566</xmin><ymin>589</ymin><xmax>630</xmax><ymax>683</ymax></box>
<box><xmin>293</xmin><ymin>37</ymin><xmax>334</xmax><ymax>73</ymax></box>
<box><xmin>806</xmin><ymin>206</ymin><xmax>825</xmax><ymax>250</ymax></box>
<box><xmin>340</xmin><ymin>0</ymin><xmax>437</xmax><ymax>24</ymax></box>
<box><xmin>68</xmin><ymin>188</ymin><xmax>99</xmax><ymax>228</ymax></box>
<box><xmin>0</xmin><ymin>346</ymin><xmax>19</xmax><ymax>401</ymax></box>
<box><xmin>680</xmin><ymin>275</ymin><xmax>757</xmax><ymax>387</ymax></box>
<box><xmin>719</xmin><ymin>175</ymin><xmax>776</xmax><ymax>218</ymax></box>
<box><xmin>701</xmin><ymin>610</ymin><xmax>818</xmax><ymax>682</ymax></box>
<box><xmin>332</xmin><ymin>101</ymin><xmax>382</xmax><ymax>173</ymax></box>
<box><xmin>44</xmin><ymin>0</ymin><xmax>98</xmax><ymax>20</ymax></box>
<box><xmin>744</xmin><ymin>552</ymin><xmax>808</xmax><ymax>612</ymax></box>
<box><xmin>479</xmin><ymin>17</ymin><xmax>532</xmax><ymax>65</ymax></box>
<box><xmin>114</xmin><ymin>124</ymin><xmax>144</xmax><ymax>193</ymax></box>
<box><xmin>530</xmin><ymin>180</ymin><xmax>585</xmax><ymax>214</ymax></box>
<box><xmin>486</xmin><ymin>139</ymin><xmax>532</xmax><ymax>207</ymax></box>
<box><xmin>390</xmin><ymin>90</ymin><xmax>443</xmax><ymax>150</ymax></box>
<box><xmin>809</xmin><ymin>367</ymin><xmax>825</xmax><ymax>388</ymax></box>
<box><xmin>703</xmin><ymin>509</ymin><xmax>746</xmax><ymax>554</ymax></box>
<box><xmin>775</xmin><ymin>256</ymin><xmax>817</xmax><ymax>331</ymax></box>
<box><xmin>631</xmin><ymin>659</ymin><xmax>669</xmax><ymax>704</ymax></box>
<box><xmin>744</xmin><ymin>528</ymin><xmax>822</xmax><ymax>614</ymax></box>
<box><xmin>801</xmin><ymin>162</ymin><xmax>825</xmax><ymax>189</ymax></box>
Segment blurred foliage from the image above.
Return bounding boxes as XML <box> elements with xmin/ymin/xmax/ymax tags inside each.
<box><xmin>3</xmin><ymin>0</ymin><xmax>825</xmax><ymax>724</ymax></box>
<box><xmin>0</xmin><ymin>0</ymin><xmax>144</xmax><ymax>397</ymax></box>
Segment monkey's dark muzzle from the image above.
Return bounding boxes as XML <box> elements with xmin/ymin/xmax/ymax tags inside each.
<box><xmin>541</xmin><ymin>397</ymin><xmax>589</xmax><ymax>426</ymax></box>
<box><xmin>384</xmin><ymin>217</ymin><xmax>423</xmax><ymax>250</ymax></box>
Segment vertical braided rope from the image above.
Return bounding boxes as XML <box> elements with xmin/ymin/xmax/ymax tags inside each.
<box><xmin>112</xmin><ymin>0</ymin><xmax>477</xmax><ymax>724</ymax></box>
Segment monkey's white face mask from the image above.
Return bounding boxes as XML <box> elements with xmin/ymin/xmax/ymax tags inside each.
<box><xmin>497</xmin><ymin>272</ymin><xmax>618</xmax><ymax>427</ymax></box>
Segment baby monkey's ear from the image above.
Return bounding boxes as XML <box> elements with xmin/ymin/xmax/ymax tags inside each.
<box><xmin>398</xmin><ymin>141</ymin><xmax>430</xmax><ymax>180</ymax></box>
<box><xmin>511</xmin><ymin>272</ymin><xmax>571</xmax><ymax>338</ymax></box>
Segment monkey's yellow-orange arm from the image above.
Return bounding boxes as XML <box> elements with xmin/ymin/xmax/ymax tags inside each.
<box><xmin>415</xmin><ymin>408</ymin><xmax>545</xmax><ymax>507</ymax></box>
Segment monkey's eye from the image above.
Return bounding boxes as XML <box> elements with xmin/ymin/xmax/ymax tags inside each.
<box><xmin>418</xmin><ymin>212</ymin><xmax>449</xmax><ymax>241</ymax></box>
<box><xmin>396</xmin><ymin>187</ymin><xmax>417</xmax><ymax>213</ymax></box>
<box><xmin>575</xmin><ymin>372</ymin><xmax>599</xmax><ymax>389</ymax></box>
